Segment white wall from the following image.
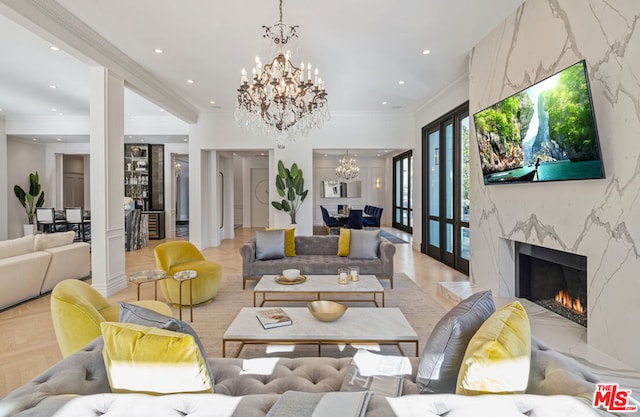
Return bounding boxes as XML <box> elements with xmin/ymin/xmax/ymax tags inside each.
<box><xmin>313</xmin><ymin>155</ymin><xmax>387</xmax><ymax>225</ymax></box>
<box><xmin>0</xmin><ymin>119</ymin><xmax>7</xmax><ymax>240</ymax></box>
<box><xmin>413</xmin><ymin>75</ymin><xmax>470</xmax><ymax>252</ymax></box>
<box><xmin>7</xmin><ymin>139</ymin><xmax>48</xmax><ymax>238</ymax></box>
<box><xmin>233</xmin><ymin>154</ymin><xmax>243</xmax><ymax>226</ymax></box>
<box><xmin>189</xmin><ymin>111</ymin><xmax>415</xmax><ymax>241</ymax></box>
<box><xmin>469</xmin><ymin>0</ymin><xmax>640</xmax><ymax>369</ymax></box>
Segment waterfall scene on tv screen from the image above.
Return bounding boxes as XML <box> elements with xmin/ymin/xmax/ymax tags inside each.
<box><xmin>473</xmin><ymin>60</ymin><xmax>605</xmax><ymax>185</ymax></box>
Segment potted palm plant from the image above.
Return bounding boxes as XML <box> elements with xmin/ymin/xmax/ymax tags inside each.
<box><xmin>271</xmin><ymin>160</ymin><xmax>308</xmax><ymax>225</ymax></box>
<box><xmin>14</xmin><ymin>171</ymin><xmax>45</xmax><ymax>235</ymax></box>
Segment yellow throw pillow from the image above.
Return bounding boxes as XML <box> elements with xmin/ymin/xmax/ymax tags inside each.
<box><xmin>265</xmin><ymin>227</ymin><xmax>295</xmax><ymax>256</ymax></box>
<box><xmin>101</xmin><ymin>322</ymin><xmax>213</xmax><ymax>395</ymax></box>
<box><xmin>455</xmin><ymin>301</ymin><xmax>531</xmax><ymax>395</ymax></box>
<box><xmin>337</xmin><ymin>228</ymin><xmax>350</xmax><ymax>257</ymax></box>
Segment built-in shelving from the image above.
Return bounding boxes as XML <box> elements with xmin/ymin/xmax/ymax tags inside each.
<box><xmin>124</xmin><ymin>144</ymin><xmax>165</xmax><ymax>239</ymax></box>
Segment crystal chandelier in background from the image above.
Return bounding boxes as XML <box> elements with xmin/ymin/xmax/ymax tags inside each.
<box><xmin>235</xmin><ymin>0</ymin><xmax>329</xmax><ymax>148</ymax></box>
<box><xmin>335</xmin><ymin>151</ymin><xmax>360</xmax><ymax>182</ymax></box>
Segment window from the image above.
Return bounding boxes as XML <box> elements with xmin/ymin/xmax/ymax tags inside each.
<box><xmin>393</xmin><ymin>151</ymin><xmax>412</xmax><ymax>233</ymax></box>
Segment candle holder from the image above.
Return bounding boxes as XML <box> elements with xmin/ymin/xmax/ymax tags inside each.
<box><xmin>338</xmin><ymin>268</ymin><xmax>349</xmax><ymax>285</ymax></box>
<box><xmin>349</xmin><ymin>266</ymin><xmax>360</xmax><ymax>281</ymax></box>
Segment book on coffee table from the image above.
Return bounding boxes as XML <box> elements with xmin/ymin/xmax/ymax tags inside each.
<box><xmin>256</xmin><ymin>308</ymin><xmax>292</xmax><ymax>329</ymax></box>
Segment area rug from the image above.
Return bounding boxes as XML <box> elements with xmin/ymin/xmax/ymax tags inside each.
<box><xmin>186</xmin><ymin>273</ymin><xmax>448</xmax><ymax>359</ymax></box>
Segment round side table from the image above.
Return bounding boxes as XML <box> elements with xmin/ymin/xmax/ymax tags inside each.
<box><xmin>129</xmin><ymin>269</ymin><xmax>167</xmax><ymax>301</ymax></box>
<box><xmin>173</xmin><ymin>270</ymin><xmax>198</xmax><ymax>322</ymax></box>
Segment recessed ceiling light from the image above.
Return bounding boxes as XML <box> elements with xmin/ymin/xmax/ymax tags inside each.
<box><xmin>159</xmin><ymin>108</ymin><xmax>165</xmax><ymax>112</ymax></box>
<box><xmin>187</xmin><ymin>79</ymin><xmax>194</xmax><ymax>84</ymax></box>
<box><xmin>382</xmin><ymin>101</ymin><xmax>387</xmax><ymax>105</ymax></box>
<box><xmin>56</xmin><ymin>138</ymin><xmax>62</xmax><ymax>142</ymax></box>
<box><xmin>50</xmin><ymin>45</ymin><xmax>60</xmax><ymax>51</ymax></box>
<box><xmin>0</xmin><ymin>108</ymin><xmax>3</xmax><ymax>111</ymax></box>
<box><xmin>50</xmin><ymin>108</ymin><xmax>57</xmax><ymax>112</ymax></box>
<box><xmin>398</xmin><ymin>80</ymin><xmax>405</xmax><ymax>85</ymax></box>
<box><xmin>32</xmin><ymin>138</ymin><xmax>37</xmax><ymax>141</ymax></box>
<box><xmin>422</xmin><ymin>49</ymin><xmax>431</xmax><ymax>55</ymax></box>
<box><xmin>183</xmin><ymin>138</ymin><xmax>188</xmax><ymax>142</ymax></box>
<box><xmin>128</xmin><ymin>135</ymin><xmax>133</xmax><ymax>139</ymax></box>
<box><xmin>154</xmin><ymin>48</ymin><xmax>164</xmax><ymax>54</ymax></box>
<box><xmin>209</xmin><ymin>100</ymin><xmax>216</xmax><ymax>105</ymax></box>
<box><xmin>49</xmin><ymin>84</ymin><xmax>57</xmax><ymax>89</ymax></box>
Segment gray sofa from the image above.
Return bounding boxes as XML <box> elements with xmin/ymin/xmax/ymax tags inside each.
<box><xmin>240</xmin><ymin>235</ymin><xmax>396</xmax><ymax>289</ymax></box>
<box><xmin>0</xmin><ymin>336</ymin><xmax>618</xmax><ymax>417</ymax></box>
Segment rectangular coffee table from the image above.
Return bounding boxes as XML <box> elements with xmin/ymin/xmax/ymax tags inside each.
<box><xmin>222</xmin><ymin>307</ymin><xmax>418</xmax><ymax>357</ymax></box>
<box><xmin>253</xmin><ymin>274</ymin><xmax>385</xmax><ymax>307</ymax></box>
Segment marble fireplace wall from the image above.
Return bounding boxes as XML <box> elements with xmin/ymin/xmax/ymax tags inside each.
<box><xmin>469</xmin><ymin>0</ymin><xmax>640</xmax><ymax>369</ymax></box>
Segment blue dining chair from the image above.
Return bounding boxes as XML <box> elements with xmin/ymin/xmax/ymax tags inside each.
<box><xmin>346</xmin><ymin>209</ymin><xmax>363</xmax><ymax>229</ymax></box>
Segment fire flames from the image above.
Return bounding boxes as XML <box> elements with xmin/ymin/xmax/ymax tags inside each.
<box><xmin>555</xmin><ymin>290</ymin><xmax>584</xmax><ymax>315</ymax></box>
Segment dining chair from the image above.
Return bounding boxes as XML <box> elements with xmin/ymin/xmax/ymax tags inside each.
<box><xmin>321</xmin><ymin>206</ymin><xmax>342</xmax><ymax>234</ymax></box>
<box><xmin>346</xmin><ymin>209</ymin><xmax>363</xmax><ymax>229</ymax></box>
<box><xmin>65</xmin><ymin>207</ymin><xmax>88</xmax><ymax>241</ymax></box>
<box><xmin>36</xmin><ymin>208</ymin><xmax>57</xmax><ymax>233</ymax></box>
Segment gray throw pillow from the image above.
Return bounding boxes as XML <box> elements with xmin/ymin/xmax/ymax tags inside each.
<box><xmin>416</xmin><ymin>290</ymin><xmax>495</xmax><ymax>394</ymax></box>
<box><xmin>119</xmin><ymin>302</ymin><xmax>214</xmax><ymax>384</ymax></box>
<box><xmin>348</xmin><ymin>229</ymin><xmax>380</xmax><ymax>259</ymax></box>
<box><xmin>255</xmin><ymin>229</ymin><xmax>285</xmax><ymax>260</ymax></box>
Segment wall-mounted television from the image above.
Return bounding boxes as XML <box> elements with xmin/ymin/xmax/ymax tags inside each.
<box><xmin>473</xmin><ymin>60</ymin><xmax>605</xmax><ymax>185</ymax></box>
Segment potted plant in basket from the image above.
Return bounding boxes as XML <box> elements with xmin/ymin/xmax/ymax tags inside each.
<box><xmin>271</xmin><ymin>160</ymin><xmax>308</xmax><ymax>225</ymax></box>
<box><xmin>14</xmin><ymin>171</ymin><xmax>45</xmax><ymax>235</ymax></box>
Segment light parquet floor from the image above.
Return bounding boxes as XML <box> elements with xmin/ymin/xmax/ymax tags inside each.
<box><xmin>0</xmin><ymin>226</ymin><xmax>466</xmax><ymax>396</ymax></box>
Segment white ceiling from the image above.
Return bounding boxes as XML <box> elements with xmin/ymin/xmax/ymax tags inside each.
<box><xmin>0</xmin><ymin>0</ymin><xmax>524</xmax><ymax>144</ymax></box>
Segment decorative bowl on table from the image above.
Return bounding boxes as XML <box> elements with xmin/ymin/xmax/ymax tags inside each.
<box><xmin>307</xmin><ymin>300</ymin><xmax>347</xmax><ymax>322</ymax></box>
<box><xmin>282</xmin><ymin>269</ymin><xmax>301</xmax><ymax>281</ymax></box>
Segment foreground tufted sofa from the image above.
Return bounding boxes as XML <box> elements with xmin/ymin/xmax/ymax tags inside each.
<box><xmin>0</xmin><ymin>336</ymin><xmax>620</xmax><ymax>417</ymax></box>
<box><xmin>241</xmin><ymin>235</ymin><xmax>396</xmax><ymax>289</ymax></box>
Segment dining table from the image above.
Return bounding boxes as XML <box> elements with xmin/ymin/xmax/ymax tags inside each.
<box><xmin>329</xmin><ymin>211</ymin><xmax>375</xmax><ymax>227</ymax></box>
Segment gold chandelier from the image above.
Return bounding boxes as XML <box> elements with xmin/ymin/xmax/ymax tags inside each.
<box><xmin>235</xmin><ymin>0</ymin><xmax>329</xmax><ymax>148</ymax></box>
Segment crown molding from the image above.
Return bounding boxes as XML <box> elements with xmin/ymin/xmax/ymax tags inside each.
<box><xmin>0</xmin><ymin>0</ymin><xmax>199</xmax><ymax>123</ymax></box>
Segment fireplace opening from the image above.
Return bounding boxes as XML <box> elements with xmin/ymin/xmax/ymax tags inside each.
<box><xmin>515</xmin><ymin>242</ymin><xmax>587</xmax><ymax>327</ymax></box>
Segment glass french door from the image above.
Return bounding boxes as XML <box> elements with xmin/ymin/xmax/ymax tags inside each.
<box><xmin>422</xmin><ymin>103</ymin><xmax>469</xmax><ymax>274</ymax></box>
<box><xmin>392</xmin><ymin>151</ymin><xmax>413</xmax><ymax>233</ymax></box>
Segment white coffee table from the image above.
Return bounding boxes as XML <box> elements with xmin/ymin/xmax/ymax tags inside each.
<box><xmin>222</xmin><ymin>307</ymin><xmax>418</xmax><ymax>357</ymax></box>
<box><xmin>253</xmin><ymin>274</ymin><xmax>385</xmax><ymax>307</ymax></box>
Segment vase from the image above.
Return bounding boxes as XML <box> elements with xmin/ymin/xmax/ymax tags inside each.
<box><xmin>23</xmin><ymin>224</ymin><xmax>36</xmax><ymax>236</ymax></box>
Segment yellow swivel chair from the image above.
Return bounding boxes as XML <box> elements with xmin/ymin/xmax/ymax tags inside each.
<box><xmin>51</xmin><ymin>279</ymin><xmax>172</xmax><ymax>357</ymax></box>
<box><xmin>154</xmin><ymin>241</ymin><xmax>222</xmax><ymax>306</ymax></box>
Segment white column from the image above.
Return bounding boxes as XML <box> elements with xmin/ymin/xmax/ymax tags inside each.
<box><xmin>188</xmin><ymin>141</ymin><xmax>203</xmax><ymax>249</ymax></box>
<box><xmin>205</xmin><ymin>150</ymin><xmax>220</xmax><ymax>247</ymax></box>
<box><xmin>89</xmin><ymin>67</ymin><xmax>126</xmax><ymax>296</ymax></box>
<box><xmin>222</xmin><ymin>155</ymin><xmax>234</xmax><ymax>240</ymax></box>
<box><xmin>0</xmin><ymin>118</ymin><xmax>7</xmax><ymax>240</ymax></box>
<box><xmin>55</xmin><ymin>153</ymin><xmax>64</xmax><ymax>209</ymax></box>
